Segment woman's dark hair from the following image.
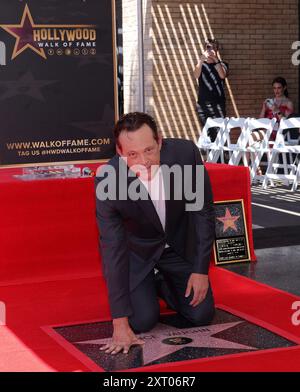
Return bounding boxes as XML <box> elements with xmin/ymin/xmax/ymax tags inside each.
<box><xmin>113</xmin><ymin>112</ymin><xmax>159</xmax><ymax>148</ymax></box>
<box><xmin>204</xmin><ymin>38</ymin><xmax>219</xmax><ymax>51</ymax></box>
<box><xmin>272</xmin><ymin>77</ymin><xmax>289</xmax><ymax>97</ymax></box>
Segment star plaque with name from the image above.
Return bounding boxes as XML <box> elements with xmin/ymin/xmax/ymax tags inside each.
<box><xmin>50</xmin><ymin>310</ymin><xmax>295</xmax><ymax>372</ymax></box>
<box><xmin>214</xmin><ymin>199</ymin><xmax>250</xmax><ymax>264</ymax></box>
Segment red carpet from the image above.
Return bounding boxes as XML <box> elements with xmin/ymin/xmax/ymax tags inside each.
<box><xmin>1</xmin><ymin>267</ymin><xmax>299</xmax><ymax>372</ymax></box>
<box><xmin>142</xmin><ymin>267</ymin><xmax>300</xmax><ymax>372</ymax></box>
<box><xmin>0</xmin><ymin>163</ymin><xmax>295</xmax><ymax>371</ymax></box>
<box><xmin>0</xmin><ymin>162</ymin><xmax>256</xmax><ymax>286</ymax></box>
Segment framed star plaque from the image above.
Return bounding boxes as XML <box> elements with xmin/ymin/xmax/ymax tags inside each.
<box><xmin>213</xmin><ymin>199</ymin><xmax>250</xmax><ymax>265</ymax></box>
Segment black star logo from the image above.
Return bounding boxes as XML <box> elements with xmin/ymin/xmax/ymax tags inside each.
<box><xmin>0</xmin><ymin>71</ymin><xmax>57</xmax><ymax>101</ymax></box>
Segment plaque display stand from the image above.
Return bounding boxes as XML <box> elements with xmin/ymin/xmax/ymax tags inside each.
<box><xmin>213</xmin><ymin>199</ymin><xmax>251</xmax><ymax>265</ymax></box>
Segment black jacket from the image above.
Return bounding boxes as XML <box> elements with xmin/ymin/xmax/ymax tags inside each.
<box><xmin>95</xmin><ymin>138</ymin><xmax>215</xmax><ymax>318</ymax></box>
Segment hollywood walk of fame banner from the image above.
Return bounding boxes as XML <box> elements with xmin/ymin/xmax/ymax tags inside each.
<box><xmin>0</xmin><ymin>0</ymin><xmax>117</xmax><ymax>167</ymax></box>
<box><xmin>213</xmin><ymin>199</ymin><xmax>251</xmax><ymax>265</ymax></box>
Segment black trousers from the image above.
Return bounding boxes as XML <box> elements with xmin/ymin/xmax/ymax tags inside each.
<box><xmin>196</xmin><ymin>100</ymin><xmax>226</xmax><ymax>142</ymax></box>
<box><xmin>128</xmin><ymin>247</ymin><xmax>215</xmax><ymax>333</ymax></box>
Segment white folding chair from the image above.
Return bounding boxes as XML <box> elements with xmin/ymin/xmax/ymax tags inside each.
<box><xmin>197</xmin><ymin>117</ymin><xmax>227</xmax><ymax>163</ymax></box>
<box><xmin>221</xmin><ymin>117</ymin><xmax>249</xmax><ymax>165</ymax></box>
<box><xmin>262</xmin><ymin>118</ymin><xmax>300</xmax><ymax>191</ymax></box>
<box><xmin>293</xmin><ymin>160</ymin><xmax>300</xmax><ymax>191</ymax></box>
<box><xmin>285</xmin><ymin>124</ymin><xmax>300</xmax><ymax>191</ymax></box>
<box><xmin>246</xmin><ymin>118</ymin><xmax>277</xmax><ymax>183</ymax></box>
<box><xmin>286</xmin><ymin>126</ymin><xmax>300</xmax><ymax>166</ymax></box>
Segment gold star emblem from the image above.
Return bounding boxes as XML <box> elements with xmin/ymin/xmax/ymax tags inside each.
<box><xmin>217</xmin><ymin>208</ymin><xmax>240</xmax><ymax>232</ymax></box>
<box><xmin>1</xmin><ymin>4</ymin><xmax>46</xmax><ymax>60</ymax></box>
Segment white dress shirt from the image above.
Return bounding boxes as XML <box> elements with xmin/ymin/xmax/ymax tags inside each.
<box><xmin>139</xmin><ymin>167</ymin><xmax>166</xmax><ymax>232</ymax></box>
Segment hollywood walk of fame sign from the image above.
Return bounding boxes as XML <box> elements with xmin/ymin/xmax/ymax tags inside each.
<box><xmin>214</xmin><ymin>199</ymin><xmax>251</xmax><ymax>264</ymax></box>
<box><xmin>0</xmin><ymin>1</ymin><xmax>116</xmax><ymax>167</ymax></box>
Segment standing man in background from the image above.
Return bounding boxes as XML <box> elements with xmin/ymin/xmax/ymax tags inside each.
<box><xmin>194</xmin><ymin>38</ymin><xmax>228</xmax><ymax>141</ymax></box>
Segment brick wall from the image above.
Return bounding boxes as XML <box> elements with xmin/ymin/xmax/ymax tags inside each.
<box><xmin>122</xmin><ymin>0</ymin><xmax>298</xmax><ymax>142</ymax></box>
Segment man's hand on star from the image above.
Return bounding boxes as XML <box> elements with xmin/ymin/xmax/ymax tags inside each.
<box><xmin>100</xmin><ymin>317</ymin><xmax>144</xmax><ymax>355</ymax></box>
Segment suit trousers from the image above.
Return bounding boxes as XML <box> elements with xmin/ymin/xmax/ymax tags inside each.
<box><xmin>128</xmin><ymin>247</ymin><xmax>215</xmax><ymax>333</ymax></box>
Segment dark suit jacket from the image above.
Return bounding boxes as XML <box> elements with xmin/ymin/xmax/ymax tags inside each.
<box><xmin>95</xmin><ymin>138</ymin><xmax>215</xmax><ymax>318</ymax></box>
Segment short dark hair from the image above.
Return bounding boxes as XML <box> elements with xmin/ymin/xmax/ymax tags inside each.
<box><xmin>113</xmin><ymin>112</ymin><xmax>159</xmax><ymax>148</ymax></box>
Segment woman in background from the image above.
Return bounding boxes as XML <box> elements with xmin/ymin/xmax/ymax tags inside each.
<box><xmin>251</xmin><ymin>77</ymin><xmax>294</xmax><ymax>175</ymax></box>
<box><xmin>193</xmin><ymin>38</ymin><xmax>228</xmax><ymax>142</ymax></box>
<box><xmin>260</xmin><ymin>77</ymin><xmax>294</xmax><ymax>136</ymax></box>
